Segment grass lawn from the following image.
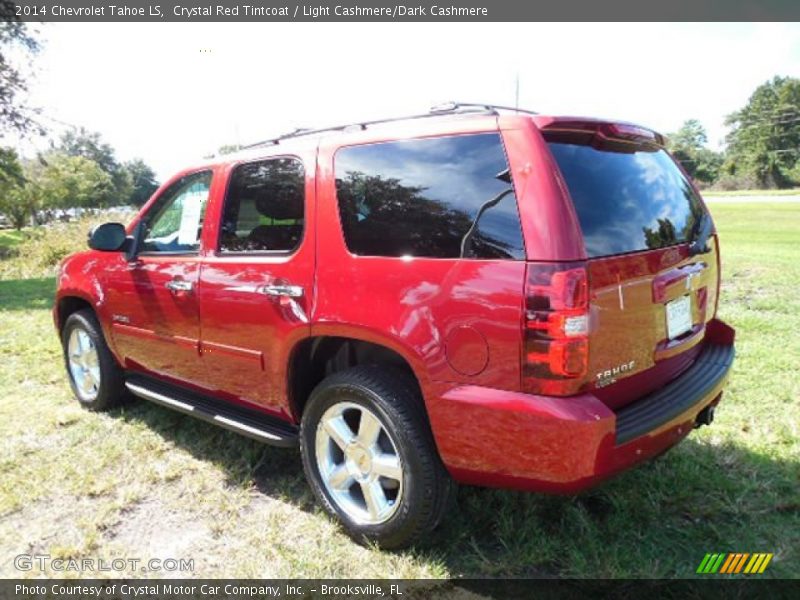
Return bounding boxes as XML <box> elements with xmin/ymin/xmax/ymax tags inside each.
<box><xmin>703</xmin><ymin>188</ymin><xmax>800</xmax><ymax>197</ymax></box>
<box><xmin>0</xmin><ymin>229</ymin><xmax>25</xmax><ymax>248</ymax></box>
<box><xmin>0</xmin><ymin>204</ymin><xmax>797</xmax><ymax>579</ymax></box>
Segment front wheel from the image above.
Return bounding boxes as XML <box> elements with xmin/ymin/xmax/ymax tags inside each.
<box><xmin>300</xmin><ymin>366</ymin><xmax>455</xmax><ymax>549</ymax></box>
<box><xmin>61</xmin><ymin>309</ymin><xmax>127</xmax><ymax>411</ymax></box>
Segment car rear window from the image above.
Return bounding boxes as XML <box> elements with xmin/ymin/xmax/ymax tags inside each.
<box><xmin>334</xmin><ymin>133</ymin><xmax>525</xmax><ymax>260</ymax></box>
<box><xmin>546</xmin><ymin>141</ymin><xmax>707</xmax><ymax>258</ymax></box>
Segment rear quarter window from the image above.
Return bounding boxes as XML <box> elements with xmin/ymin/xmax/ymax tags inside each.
<box><xmin>334</xmin><ymin>133</ymin><xmax>525</xmax><ymax>260</ymax></box>
<box><xmin>547</xmin><ymin>142</ymin><xmax>707</xmax><ymax>258</ymax></box>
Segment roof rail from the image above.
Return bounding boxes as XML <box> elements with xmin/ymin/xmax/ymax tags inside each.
<box><xmin>240</xmin><ymin>102</ymin><xmax>537</xmax><ymax>151</ymax></box>
<box><xmin>429</xmin><ymin>101</ymin><xmax>538</xmax><ymax>116</ymax></box>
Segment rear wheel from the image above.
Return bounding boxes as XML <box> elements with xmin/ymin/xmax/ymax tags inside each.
<box><xmin>300</xmin><ymin>366</ymin><xmax>455</xmax><ymax>549</ymax></box>
<box><xmin>61</xmin><ymin>309</ymin><xmax>127</xmax><ymax>411</ymax></box>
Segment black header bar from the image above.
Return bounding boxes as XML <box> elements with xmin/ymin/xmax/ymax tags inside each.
<box><xmin>5</xmin><ymin>0</ymin><xmax>800</xmax><ymax>22</ymax></box>
<box><xmin>2</xmin><ymin>579</ymin><xmax>800</xmax><ymax>600</ymax></box>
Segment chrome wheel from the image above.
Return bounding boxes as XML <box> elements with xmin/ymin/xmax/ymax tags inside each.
<box><xmin>67</xmin><ymin>327</ymin><xmax>101</xmax><ymax>402</ymax></box>
<box><xmin>315</xmin><ymin>401</ymin><xmax>404</xmax><ymax>525</ymax></box>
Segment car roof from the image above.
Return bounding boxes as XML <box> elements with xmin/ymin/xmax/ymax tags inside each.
<box><xmin>187</xmin><ymin>106</ymin><xmax>661</xmax><ymax>173</ymax></box>
<box><xmin>196</xmin><ymin>110</ymin><xmax>504</xmax><ymax>168</ymax></box>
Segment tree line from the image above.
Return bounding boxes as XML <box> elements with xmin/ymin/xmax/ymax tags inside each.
<box><xmin>1</xmin><ymin>18</ymin><xmax>799</xmax><ymax>231</ymax></box>
<box><xmin>0</xmin><ymin>17</ymin><xmax>158</xmax><ymax>229</ymax></box>
<box><xmin>0</xmin><ymin>130</ymin><xmax>159</xmax><ymax>229</ymax></box>
<box><xmin>668</xmin><ymin>76</ymin><xmax>800</xmax><ymax>190</ymax></box>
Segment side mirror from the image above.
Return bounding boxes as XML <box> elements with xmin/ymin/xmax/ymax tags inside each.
<box><xmin>88</xmin><ymin>222</ymin><xmax>128</xmax><ymax>252</ymax></box>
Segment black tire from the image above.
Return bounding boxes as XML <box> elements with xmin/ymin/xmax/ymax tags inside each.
<box><xmin>61</xmin><ymin>308</ymin><xmax>127</xmax><ymax>411</ymax></box>
<box><xmin>300</xmin><ymin>365</ymin><xmax>455</xmax><ymax>549</ymax></box>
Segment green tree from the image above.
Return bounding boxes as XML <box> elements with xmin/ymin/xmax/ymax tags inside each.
<box><xmin>670</xmin><ymin>119</ymin><xmax>707</xmax><ymax>150</ymax></box>
<box><xmin>667</xmin><ymin>119</ymin><xmax>723</xmax><ymax>185</ymax></box>
<box><xmin>0</xmin><ymin>7</ymin><xmax>43</xmax><ymax>138</ymax></box>
<box><xmin>723</xmin><ymin>76</ymin><xmax>800</xmax><ymax>188</ymax></box>
<box><xmin>58</xmin><ymin>128</ymin><xmax>117</xmax><ymax>173</ymax></box>
<box><xmin>689</xmin><ymin>148</ymin><xmax>723</xmax><ymax>185</ymax></box>
<box><xmin>0</xmin><ymin>146</ymin><xmax>30</xmax><ymax>228</ymax></box>
<box><xmin>0</xmin><ymin>146</ymin><xmax>23</xmax><ymax>188</ymax></box>
<box><xmin>2</xmin><ymin>184</ymin><xmax>39</xmax><ymax>228</ymax></box>
<box><xmin>57</xmin><ymin>128</ymin><xmax>131</xmax><ymax>204</ymax></box>
<box><xmin>124</xmin><ymin>158</ymin><xmax>159</xmax><ymax>206</ymax></box>
<box><xmin>34</xmin><ymin>153</ymin><xmax>115</xmax><ymax>212</ymax></box>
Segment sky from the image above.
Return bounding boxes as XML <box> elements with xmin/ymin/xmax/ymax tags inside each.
<box><xmin>10</xmin><ymin>22</ymin><xmax>800</xmax><ymax>181</ymax></box>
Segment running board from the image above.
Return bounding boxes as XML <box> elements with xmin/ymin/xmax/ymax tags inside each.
<box><xmin>124</xmin><ymin>376</ymin><xmax>298</xmax><ymax>447</ymax></box>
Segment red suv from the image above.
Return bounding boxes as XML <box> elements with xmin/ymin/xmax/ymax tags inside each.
<box><xmin>55</xmin><ymin>103</ymin><xmax>735</xmax><ymax>548</ymax></box>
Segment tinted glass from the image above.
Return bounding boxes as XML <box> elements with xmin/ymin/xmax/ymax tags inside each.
<box><xmin>220</xmin><ymin>158</ymin><xmax>305</xmax><ymax>253</ymax></box>
<box><xmin>547</xmin><ymin>142</ymin><xmax>707</xmax><ymax>257</ymax></box>
<box><xmin>334</xmin><ymin>133</ymin><xmax>524</xmax><ymax>259</ymax></box>
<box><xmin>140</xmin><ymin>171</ymin><xmax>211</xmax><ymax>253</ymax></box>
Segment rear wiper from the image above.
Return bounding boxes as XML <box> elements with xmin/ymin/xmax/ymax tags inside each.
<box><xmin>688</xmin><ymin>211</ymin><xmax>713</xmax><ymax>256</ymax></box>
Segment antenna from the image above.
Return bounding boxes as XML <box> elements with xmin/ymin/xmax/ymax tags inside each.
<box><xmin>515</xmin><ymin>73</ymin><xmax>520</xmax><ymax>111</ymax></box>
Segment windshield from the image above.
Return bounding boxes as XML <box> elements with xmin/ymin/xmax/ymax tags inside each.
<box><xmin>547</xmin><ymin>142</ymin><xmax>707</xmax><ymax>258</ymax></box>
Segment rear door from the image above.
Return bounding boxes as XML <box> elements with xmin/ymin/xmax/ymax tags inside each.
<box><xmin>196</xmin><ymin>153</ymin><xmax>315</xmax><ymax>419</ymax></box>
<box><xmin>543</xmin><ymin>126</ymin><xmax>719</xmax><ymax>408</ymax></box>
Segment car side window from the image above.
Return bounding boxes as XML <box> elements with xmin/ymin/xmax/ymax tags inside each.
<box><xmin>334</xmin><ymin>133</ymin><xmax>525</xmax><ymax>260</ymax></box>
<box><xmin>219</xmin><ymin>157</ymin><xmax>305</xmax><ymax>253</ymax></box>
<box><xmin>140</xmin><ymin>170</ymin><xmax>212</xmax><ymax>253</ymax></box>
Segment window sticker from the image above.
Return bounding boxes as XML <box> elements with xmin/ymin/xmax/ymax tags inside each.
<box><xmin>177</xmin><ymin>190</ymin><xmax>206</xmax><ymax>245</ymax></box>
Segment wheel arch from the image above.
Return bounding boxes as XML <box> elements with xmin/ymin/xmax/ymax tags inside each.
<box><xmin>55</xmin><ymin>289</ymin><xmax>124</xmax><ymax>366</ymax></box>
<box><xmin>286</xmin><ymin>329</ymin><xmax>430</xmax><ymax>423</ymax></box>
<box><xmin>56</xmin><ymin>294</ymin><xmax>95</xmax><ymax>332</ymax></box>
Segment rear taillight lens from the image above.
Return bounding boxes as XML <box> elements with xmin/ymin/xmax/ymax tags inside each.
<box><xmin>523</xmin><ymin>262</ymin><xmax>589</xmax><ymax>396</ymax></box>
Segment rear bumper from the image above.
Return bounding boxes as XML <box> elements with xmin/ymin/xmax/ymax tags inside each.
<box><xmin>428</xmin><ymin>319</ymin><xmax>735</xmax><ymax>493</ymax></box>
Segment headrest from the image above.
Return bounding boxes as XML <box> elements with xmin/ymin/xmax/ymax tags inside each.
<box><xmin>237</xmin><ymin>161</ymin><xmax>304</xmax><ymax>220</ymax></box>
<box><xmin>254</xmin><ymin>182</ymin><xmax>304</xmax><ymax>220</ymax></box>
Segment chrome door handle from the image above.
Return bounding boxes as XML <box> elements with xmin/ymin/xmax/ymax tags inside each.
<box><xmin>165</xmin><ymin>279</ymin><xmax>193</xmax><ymax>292</ymax></box>
<box><xmin>260</xmin><ymin>284</ymin><xmax>304</xmax><ymax>298</ymax></box>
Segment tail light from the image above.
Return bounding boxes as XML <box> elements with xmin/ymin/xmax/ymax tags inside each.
<box><xmin>523</xmin><ymin>262</ymin><xmax>589</xmax><ymax>396</ymax></box>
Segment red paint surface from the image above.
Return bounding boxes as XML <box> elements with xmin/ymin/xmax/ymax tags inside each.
<box><xmin>445</xmin><ymin>326</ymin><xmax>489</xmax><ymax>376</ymax></box>
<box><xmin>55</xmin><ymin>113</ymin><xmax>735</xmax><ymax>493</ymax></box>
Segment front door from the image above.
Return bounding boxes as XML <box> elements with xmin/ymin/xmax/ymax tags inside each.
<box><xmin>197</xmin><ymin>155</ymin><xmax>315</xmax><ymax>419</ymax></box>
<box><xmin>104</xmin><ymin>169</ymin><xmax>213</xmax><ymax>384</ymax></box>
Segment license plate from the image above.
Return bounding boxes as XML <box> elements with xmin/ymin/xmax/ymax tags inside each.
<box><xmin>666</xmin><ymin>295</ymin><xmax>693</xmax><ymax>340</ymax></box>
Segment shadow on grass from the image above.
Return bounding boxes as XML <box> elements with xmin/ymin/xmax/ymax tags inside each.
<box><xmin>0</xmin><ymin>277</ymin><xmax>55</xmax><ymax>311</ymax></box>
<box><xmin>115</xmin><ymin>399</ymin><xmax>799</xmax><ymax>578</ymax></box>
<box><xmin>118</xmin><ymin>400</ymin><xmax>312</xmax><ymax>504</ymax></box>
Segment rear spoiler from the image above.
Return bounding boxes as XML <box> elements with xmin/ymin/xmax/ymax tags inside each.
<box><xmin>533</xmin><ymin>117</ymin><xmax>666</xmax><ymax>151</ymax></box>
